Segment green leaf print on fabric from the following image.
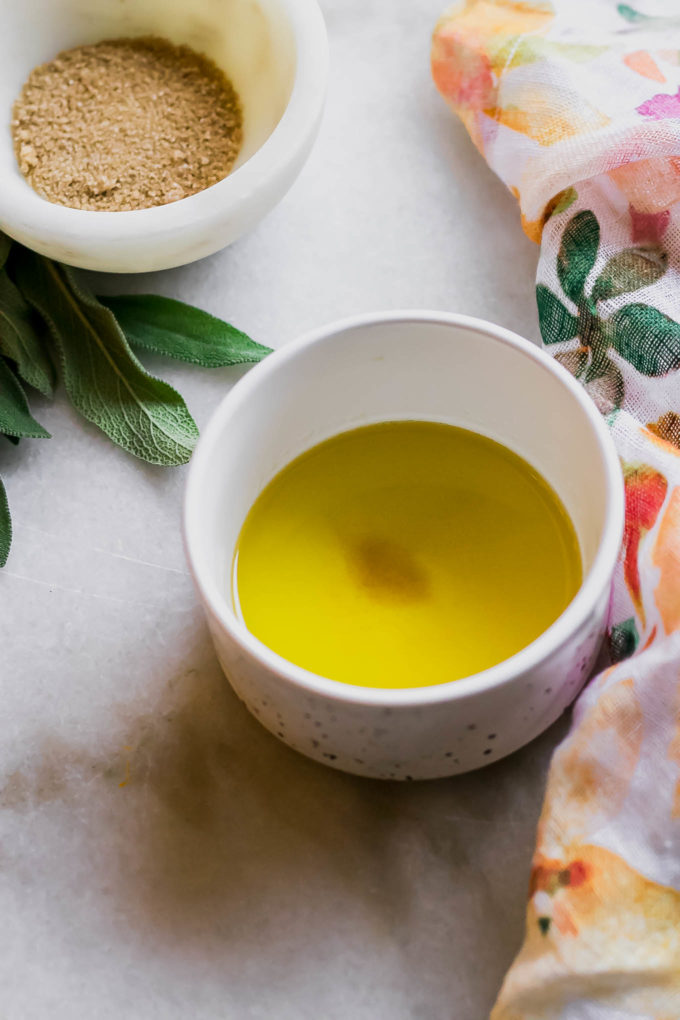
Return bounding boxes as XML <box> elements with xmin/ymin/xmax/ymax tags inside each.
<box><xmin>617</xmin><ymin>3</ymin><xmax>652</xmax><ymax>23</ymax></box>
<box><xmin>554</xmin><ymin>348</ymin><xmax>588</xmax><ymax>377</ymax></box>
<box><xmin>618</xmin><ymin>3</ymin><xmax>674</xmax><ymax>26</ymax></box>
<box><xmin>557</xmin><ymin>210</ymin><xmax>600</xmax><ymax>304</ymax></box>
<box><xmin>583</xmin><ymin>357</ymin><xmax>625</xmax><ymax>416</ymax></box>
<box><xmin>536</xmin><ymin>208</ymin><xmax>679</xmax><ymax>412</ymax></box>
<box><xmin>591</xmin><ymin>249</ymin><xmax>667</xmax><ymax>303</ymax></box>
<box><xmin>537</xmin><ymin>285</ymin><xmax>579</xmax><ymax>344</ymax></box>
<box><xmin>611</xmin><ymin>304</ymin><xmax>680</xmax><ymax>376</ymax></box>
<box><xmin>550</xmin><ymin>187</ymin><xmax>578</xmax><ymax>218</ymax></box>
<box><xmin>609</xmin><ymin>618</ymin><xmax>639</xmax><ymax>664</ymax></box>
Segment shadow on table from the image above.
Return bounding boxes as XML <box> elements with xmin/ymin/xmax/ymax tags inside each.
<box><xmin>0</xmin><ymin>606</ymin><xmax>570</xmax><ymax>1017</ymax></box>
<box><xmin>96</xmin><ymin>620</ymin><xmax>570</xmax><ymax>1015</ymax></box>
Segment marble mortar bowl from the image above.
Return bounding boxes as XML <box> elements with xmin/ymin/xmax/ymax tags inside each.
<box><xmin>0</xmin><ymin>0</ymin><xmax>328</xmax><ymax>272</ymax></box>
<box><xmin>184</xmin><ymin>312</ymin><xmax>625</xmax><ymax>781</ymax></box>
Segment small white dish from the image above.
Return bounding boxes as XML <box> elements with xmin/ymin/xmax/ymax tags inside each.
<box><xmin>184</xmin><ymin>312</ymin><xmax>624</xmax><ymax>780</ymax></box>
<box><xmin>0</xmin><ymin>0</ymin><xmax>328</xmax><ymax>272</ymax></box>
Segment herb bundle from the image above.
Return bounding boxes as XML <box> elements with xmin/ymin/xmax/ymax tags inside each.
<box><xmin>0</xmin><ymin>233</ymin><xmax>271</xmax><ymax>566</ymax></box>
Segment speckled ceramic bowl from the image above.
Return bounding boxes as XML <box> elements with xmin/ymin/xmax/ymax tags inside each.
<box><xmin>184</xmin><ymin>312</ymin><xmax>624</xmax><ymax>780</ymax></box>
<box><xmin>0</xmin><ymin>0</ymin><xmax>327</xmax><ymax>272</ymax></box>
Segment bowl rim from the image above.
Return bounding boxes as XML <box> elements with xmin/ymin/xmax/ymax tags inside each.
<box><xmin>184</xmin><ymin>310</ymin><xmax>625</xmax><ymax>707</ymax></box>
<box><xmin>0</xmin><ymin>0</ymin><xmax>328</xmax><ymax>245</ymax></box>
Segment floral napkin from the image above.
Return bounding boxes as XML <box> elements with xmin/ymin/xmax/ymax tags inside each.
<box><xmin>432</xmin><ymin>2</ymin><xmax>680</xmax><ymax>1017</ymax></box>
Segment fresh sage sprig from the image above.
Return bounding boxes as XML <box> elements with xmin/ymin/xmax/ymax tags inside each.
<box><xmin>0</xmin><ymin>232</ymin><xmax>272</xmax><ymax>566</ymax></box>
<box><xmin>0</xmin><ymin>270</ymin><xmax>54</xmax><ymax>396</ymax></box>
<box><xmin>0</xmin><ymin>356</ymin><xmax>50</xmax><ymax>439</ymax></box>
<box><xmin>100</xmin><ymin>294</ymin><xmax>272</xmax><ymax>367</ymax></box>
<box><xmin>0</xmin><ymin>478</ymin><xmax>10</xmax><ymax>566</ymax></box>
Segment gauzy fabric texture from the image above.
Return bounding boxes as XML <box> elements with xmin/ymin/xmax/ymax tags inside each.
<box><xmin>433</xmin><ymin>2</ymin><xmax>680</xmax><ymax>1018</ymax></box>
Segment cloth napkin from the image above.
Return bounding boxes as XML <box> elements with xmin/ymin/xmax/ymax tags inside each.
<box><xmin>432</xmin><ymin>2</ymin><xmax>680</xmax><ymax>1017</ymax></box>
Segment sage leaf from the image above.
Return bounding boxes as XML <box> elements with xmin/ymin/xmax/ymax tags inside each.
<box><xmin>13</xmin><ymin>250</ymin><xmax>199</xmax><ymax>466</ymax></box>
<box><xmin>0</xmin><ymin>358</ymin><xmax>50</xmax><ymax>438</ymax></box>
<box><xmin>0</xmin><ymin>475</ymin><xmax>11</xmax><ymax>567</ymax></box>
<box><xmin>591</xmin><ymin>248</ymin><xmax>667</xmax><ymax>303</ymax></box>
<box><xmin>100</xmin><ymin>294</ymin><xmax>272</xmax><ymax>367</ymax></box>
<box><xmin>0</xmin><ymin>234</ymin><xmax>11</xmax><ymax>271</ymax></box>
<box><xmin>0</xmin><ymin>270</ymin><xmax>54</xmax><ymax>395</ymax></box>
<box><xmin>610</xmin><ymin>303</ymin><xmax>680</xmax><ymax>376</ymax></box>
<box><xmin>557</xmin><ymin>210</ymin><xmax>600</xmax><ymax>305</ymax></box>
<box><xmin>536</xmin><ymin>284</ymin><xmax>579</xmax><ymax>344</ymax></box>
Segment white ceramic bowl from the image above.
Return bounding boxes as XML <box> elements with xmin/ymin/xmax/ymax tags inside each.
<box><xmin>184</xmin><ymin>312</ymin><xmax>624</xmax><ymax>780</ymax></box>
<box><xmin>0</xmin><ymin>0</ymin><xmax>328</xmax><ymax>272</ymax></box>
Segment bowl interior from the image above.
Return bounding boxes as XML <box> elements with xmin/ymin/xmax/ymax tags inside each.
<box><xmin>0</xmin><ymin>0</ymin><xmax>296</xmax><ymax>207</ymax></box>
<box><xmin>187</xmin><ymin>315</ymin><xmax>618</xmax><ymax>646</ymax></box>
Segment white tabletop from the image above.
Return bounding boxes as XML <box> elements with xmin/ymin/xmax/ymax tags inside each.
<box><xmin>1</xmin><ymin>2</ymin><xmax>564</xmax><ymax>1017</ymax></box>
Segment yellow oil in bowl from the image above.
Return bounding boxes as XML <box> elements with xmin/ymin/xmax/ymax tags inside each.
<box><xmin>232</xmin><ymin>421</ymin><xmax>581</xmax><ymax>689</ymax></box>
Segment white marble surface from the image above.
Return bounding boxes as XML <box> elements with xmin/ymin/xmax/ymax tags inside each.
<box><xmin>0</xmin><ymin>2</ymin><xmax>566</xmax><ymax>1017</ymax></box>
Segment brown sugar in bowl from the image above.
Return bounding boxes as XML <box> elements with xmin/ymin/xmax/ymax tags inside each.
<box><xmin>12</xmin><ymin>36</ymin><xmax>244</xmax><ymax>213</ymax></box>
<box><xmin>0</xmin><ymin>0</ymin><xmax>328</xmax><ymax>272</ymax></box>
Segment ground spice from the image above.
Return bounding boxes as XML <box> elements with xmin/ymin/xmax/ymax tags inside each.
<box><xmin>11</xmin><ymin>36</ymin><xmax>243</xmax><ymax>212</ymax></box>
